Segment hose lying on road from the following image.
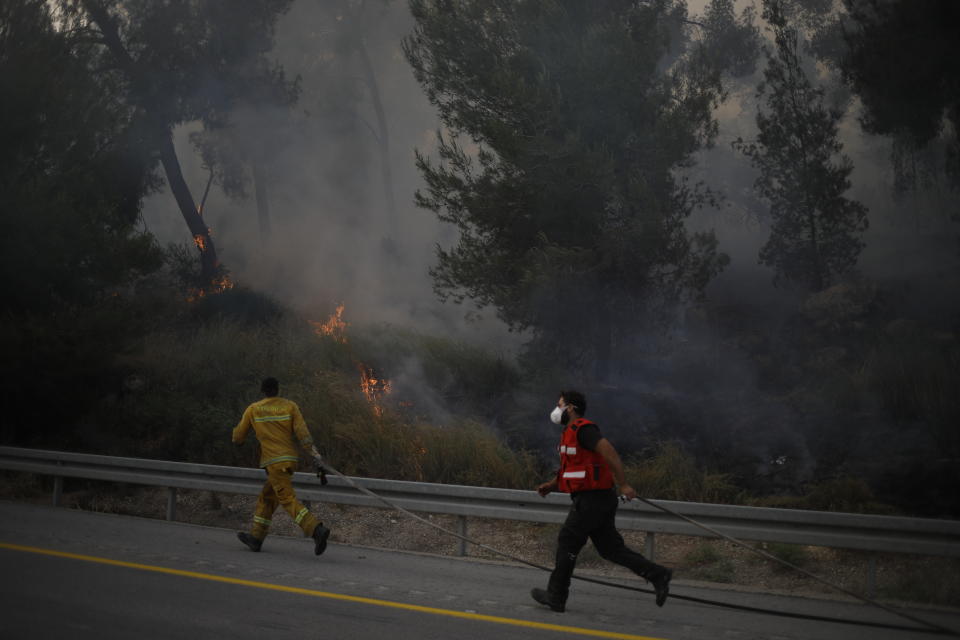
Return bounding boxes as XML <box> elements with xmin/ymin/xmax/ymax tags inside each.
<box><xmin>313</xmin><ymin>457</ymin><xmax>958</xmax><ymax>637</ymax></box>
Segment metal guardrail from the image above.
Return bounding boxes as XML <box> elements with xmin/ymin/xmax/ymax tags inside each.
<box><xmin>2</xmin><ymin>446</ymin><xmax>959</xmax><ymax>564</ymax></box>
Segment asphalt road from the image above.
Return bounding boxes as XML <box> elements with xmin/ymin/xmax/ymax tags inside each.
<box><xmin>1</xmin><ymin>501</ymin><xmax>956</xmax><ymax>640</ymax></box>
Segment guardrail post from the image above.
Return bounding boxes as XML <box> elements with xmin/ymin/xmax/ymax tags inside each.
<box><xmin>52</xmin><ymin>461</ymin><xmax>63</xmax><ymax>507</ymax></box>
<box><xmin>458</xmin><ymin>516</ymin><xmax>468</xmax><ymax>557</ymax></box>
<box><xmin>166</xmin><ymin>487</ymin><xmax>177</xmax><ymax>521</ymax></box>
<box><xmin>866</xmin><ymin>554</ymin><xmax>877</xmax><ymax>599</ymax></box>
<box><xmin>645</xmin><ymin>532</ymin><xmax>655</xmax><ymax>562</ymax></box>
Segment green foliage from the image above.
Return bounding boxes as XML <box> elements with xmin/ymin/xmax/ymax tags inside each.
<box><xmin>0</xmin><ymin>0</ymin><xmax>164</xmax><ymax>443</ymax></box>
<box><xmin>84</xmin><ymin>313</ymin><xmax>348</xmax><ymax>461</ymax></box>
<box><xmin>350</xmin><ymin>324</ymin><xmax>522</xmax><ymax>423</ymax></box>
<box><xmin>880</xmin><ymin>559</ymin><xmax>960</xmax><ymax>606</ymax></box>
<box><xmin>841</xmin><ymin>0</ymin><xmax>960</xmax><ymax>187</ymax></box>
<box><xmin>867</xmin><ymin>334</ymin><xmax>960</xmax><ymax>458</ymax></box>
<box><xmin>684</xmin><ymin>541</ymin><xmax>723</xmax><ymax>565</ymax></box>
<box><xmin>327</xmin><ymin>411</ymin><xmax>539</xmax><ymax>487</ymax></box>
<box><xmin>689</xmin><ymin>559</ymin><xmax>737</xmax><ymax>583</ymax></box>
<box><xmin>682</xmin><ymin>543</ymin><xmax>736</xmax><ymax>582</ymax></box>
<box><xmin>748</xmin><ymin>477</ymin><xmax>896</xmax><ymax>515</ymax></box>
<box><xmin>762</xmin><ymin>542</ymin><xmax>810</xmax><ymax>572</ymax></box>
<box><xmin>628</xmin><ymin>442</ymin><xmax>741</xmax><ymax>503</ymax></box>
<box><xmin>61</xmin><ymin>0</ymin><xmax>297</xmax><ymax>132</ymax></box>
<box><xmin>0</xmin><ymin>0</ymin><xmax>163</xmax><ymax>311</ymax></box>
<box><xmin>53</xmin><ymin>0</ymin><xmax>298</xmax><ymax>279</ymax></box>
<box><xmin>804</xmin><ymin>477</ymin><xmax>888</xmax><ymax>513</ymax></box>
<box><xmin>700</xmin><ymin>0</ymin><xmax>762</xmax><ymax>78</ymax></box>
<box><xmin>404</xmin><ymin>0</ymin><xmax>754</xmax><ymax>373</ymax></box>
<box><xmin>81</xmin><ymin>310</ymin><xmax>539</xmax><ymax>487</ymax></box>
<box><xmin>734</xmin><ymin>0</ymin><xmax>867</xmax><ymax>291</ymax></box>
<box><xmin>418</xmin><ymin>421</ymin><xmax>540</xmax><ymax>487</ymax></box>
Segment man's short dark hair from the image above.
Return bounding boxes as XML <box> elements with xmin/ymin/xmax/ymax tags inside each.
<box><xmin>261</xmin><ymin>377</ymin><xmax>279</xmax><ymax>397</ymax></box>
<box><xmin>560</xmin><ymin>389</ymin><xmax>586</xmax><ymax>415</ymax></box>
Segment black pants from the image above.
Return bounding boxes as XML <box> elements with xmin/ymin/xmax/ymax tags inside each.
<box><xmin>547</xmin><ymin>489</ymin><xmax>662</xmax><ymax>603</ymax></box>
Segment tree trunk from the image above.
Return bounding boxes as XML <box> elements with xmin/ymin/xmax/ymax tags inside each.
<box><xmin>82</xmin><ymin>0</ymin><xmax>219</xmax><ymax>283</ymax></box>
<box><xmin>355</xmin><ymin>33</ymin><xmax>398</xmax><ymax>240</ymax></box>
<box><xmin>251</xmin><ymin>159</ymin><xmax>272</xmax><ymax>241</ymax></box>
<box><xmin>806</xmin><ymin>202</ymin><xmax>823</xmax><ymax>292</ymax></box>
<box><xmin>158</xmin><ymin>136</ymin><xmax>219</xmax><ymax>281</ymax></box>
<box><xmin>335</xmin><ymin>0</ymin><xmax>400</xmax><ymax>256</ymax></box>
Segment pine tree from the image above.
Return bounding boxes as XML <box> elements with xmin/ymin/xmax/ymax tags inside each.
<box><xmin>735</xmin><ymin>0</ymin><xmax>867</xmax><ymax>291</ymax></box>
<box><xmin>405</xmin><ymin>0</ymin><xmax>756</xmax><ymax>375</ymax></box>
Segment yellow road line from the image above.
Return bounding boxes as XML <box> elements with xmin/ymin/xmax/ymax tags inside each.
<box><xmin>0</xmin><ymin>541</ymin><xmax>666</xmax><ymax>640</ymax></box>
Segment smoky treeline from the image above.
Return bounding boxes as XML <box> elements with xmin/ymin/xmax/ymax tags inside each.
<box><xmin>2</xmin><ymin>0</ymin><xmax>958</xmax><ymax>517</ymax></box>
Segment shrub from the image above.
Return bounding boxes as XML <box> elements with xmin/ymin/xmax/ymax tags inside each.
<box><xmin>879</xmin><ymin>559</ymin><xmax>960</xmax><ymax>606</ymax></box>
<box><xmin>688</xmin><ymin>558</ymin><xmax>736</xmax><ymax>583</ymax></box>
<box><xmin>803</xmin><ymin>476</ymin><xmax>893</xmax><ymax>514</ymax></box>
<box><xmin>83</xmin><ymin>308</ymin><xmax>540</xmax><ymax>488</ymax></box>
<box><xmin>748</xmin><ymin>477</ymin><xmax>896</xmax><ymax>514</ymax></box>
<box><xmin>681</xmin><ymin>543</ymin><xmax>736</xmax><ymax>582</ymax></box>
<box><xmin>683</xmin><ymin>542</ymin><xmax>723</xmax><ymax>566</ymax></box>
<box><xmin>866</xmin><ymin>336</ymin><xmax>960</xmax><ymax>460</ymax></box>
<box><xmin>350</xmin><ymin>324</ymin><xmax>522</xmax><ymax>424</ymax></box>
<box><xmin>628</xmin><ymin>442</ymin><xmax>741</xmax><ymax>503</ymax></box>
<box><xmin>762</xmin><ymin>542</ymin><xmax>810</xmax><ymax>572</ymax></box>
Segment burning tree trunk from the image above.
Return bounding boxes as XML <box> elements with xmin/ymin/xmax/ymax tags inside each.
<box><xmin>81</xmin><ymin>0</ymin><xmax>220</xmax><ymax>283</ymax></box>
<box><xmin>158</xmin><ymin>135</ymin><xmax>219</xmax><ymax>280</ymax></box>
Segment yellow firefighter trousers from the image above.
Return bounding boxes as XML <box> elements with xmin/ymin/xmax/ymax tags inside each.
<box><xmin>250</xmin><ymin>462</ymin><xmax>319</xmax><ymax>540</ymax></box>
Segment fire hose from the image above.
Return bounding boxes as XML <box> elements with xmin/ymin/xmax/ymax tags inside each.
<box><xmin>311</xmin><ymin>455</ymin><xmax>958</xmax><ymax>637</ymax></box>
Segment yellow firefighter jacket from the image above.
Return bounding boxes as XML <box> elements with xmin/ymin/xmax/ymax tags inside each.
<box><xmin>232</xmin><ymin>397</ymin><xmax>314</xmax><ymax>468</ymax></box>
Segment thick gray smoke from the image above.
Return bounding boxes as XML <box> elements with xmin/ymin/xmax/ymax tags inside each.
<box><xmin>142</xmin><ymin>0</ymin><xmax>958</xmax><ymax>349</ymax></box>
<box><xmin>141</xmin><ymin>1</ymin><xmax>522</xmax><ymax>349</ymax></box>
<box><xmin>138</xmin><ymin>0</ymin><xmax>959</xmax><ymax>496</ymax></box>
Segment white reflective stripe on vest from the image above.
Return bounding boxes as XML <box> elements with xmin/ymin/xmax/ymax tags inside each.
<box><xmin>562</xmin><ymin>470</ymin><xmax>586</xmax><ymax>478</ymax></box>
<box><xmin>565</xmin><ymin>447</ymin><xmax>577</xmax><ymax>455</ymax></box>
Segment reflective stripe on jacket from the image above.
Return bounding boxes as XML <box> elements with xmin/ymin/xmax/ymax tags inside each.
<box><xmin>232</xmin><ymin>397</ymin><xmax>313</xmax><ymax>467</ymax></box>
<box><xmin>556</xmin><ymin>418</ymin><xmax>613</xmax><ymax>493</ymax></box>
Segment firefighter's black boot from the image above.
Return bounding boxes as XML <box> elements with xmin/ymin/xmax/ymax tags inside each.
<box><xmin>531</xmin><ymin>588</ymin><xmax>565</xmax><ymax>612</ymax></box>
<box><xmin>650</xmin><ymin>567</ymin><xmax>672</xmax><ymax>607</ymax></box>
<box><xmin>534</xmin><ymin>548</ymin><xmax>575</xmax><ymax>612</ymax></box>
<box><xmin>237</xmin><ymin>531</ymin><xmax>262</xmax><ymax>552</ymax></box>
<box><xmin>312</xmin><ymin>523</ymin><xmax>330</xmax><ymax>555</ymax></box>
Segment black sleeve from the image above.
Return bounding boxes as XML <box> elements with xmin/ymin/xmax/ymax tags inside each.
<box><xmin>576</xmin><ymin>423</ymin><xmax>602</xmax><ymax>451</ymax></box>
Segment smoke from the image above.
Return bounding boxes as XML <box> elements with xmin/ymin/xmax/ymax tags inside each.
<box><xmin>140</xmin><ymin>0</ymin><xmax>958</xmax><ymax>347</ymax></box>
<box><xmin>140</xmin><ymin>0</ymin><xmax>520</xmax><ymax>349</ymax></box>
<box><xmin>135</xmin><ymin>0</ymin><xmax>958</xmax><ymax>502</ymax></box>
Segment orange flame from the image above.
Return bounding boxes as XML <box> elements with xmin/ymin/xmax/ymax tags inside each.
<box><xmin>310</xmin><ymin>303</ymin><xmax>348</xmax><ymax>343</ymax></box>
<box><xmin>211</xmin><ymin>273</ymin><xmax>234</xmax><ymax>292</ymax></box>
<box><xmin>193</xmin><ymin>234</ymin><xmax>207</xmax><ymax>252</ymax></box>
<box><xmin>358</xmin><ymin>363</ymin><xmax>391</xmax><ymax>417</ymax></box>
<box><xmin>185</xmin><ymin>273</ymin><xmax>235</xmax><ymax>303</ymax></box>
<box><xmin>308</xmin><ymin>304</ymin><xmax>396</xmax><ymax>416</ymax></box>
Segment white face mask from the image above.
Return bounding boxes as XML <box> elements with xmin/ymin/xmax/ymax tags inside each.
<box><xmin>550</xmin><ymin>406</ymin><xmax>565</xmax><ymax>424</ymax></box>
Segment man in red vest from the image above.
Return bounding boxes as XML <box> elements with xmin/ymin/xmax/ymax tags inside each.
<box><xmin>532</xmin><ymin>390</ymin><xmax>672</xmax><ymax>612</ymax></box>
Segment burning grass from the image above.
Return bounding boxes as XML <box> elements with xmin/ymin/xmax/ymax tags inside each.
<box><xmin>89</xmin><ymin>308</ymin><xmax>541</xmax><ymax>488</ymax></box>
<box><xmin>310</xmin><ymin>303</ymin><xmax>348</xmax><ymax>343</ymax></box>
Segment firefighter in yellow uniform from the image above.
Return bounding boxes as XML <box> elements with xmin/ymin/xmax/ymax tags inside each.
<box><xmin>232</xmin><ymin>377</ymin><xmax>331</xmax><ymax>555</ymax></box>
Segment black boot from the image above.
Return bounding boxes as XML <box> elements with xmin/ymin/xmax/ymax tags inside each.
<box><xmin>237</xmin><ymin>531</ymin><xmax>262</xmax><ymax>552</ymax></box>
<box><xmin>312</xmin><ymin>524</ymin><xmax>330</xmax><ymax>555</ymax></box>
<box><xmin>650</xmin><ymin>567</ymin><xmax>672</xmax><ymax>607</ymax></box>
<box><xmin>531</xmin><ymin>588</ymin><xmax>565</xmax><ymax>612</ymax></box>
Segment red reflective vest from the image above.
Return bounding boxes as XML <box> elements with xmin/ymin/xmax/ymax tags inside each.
<box><xmin>556</xmin><ymin>418</ymin><xmax>614</xmax><ymax>493</ymax></box>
